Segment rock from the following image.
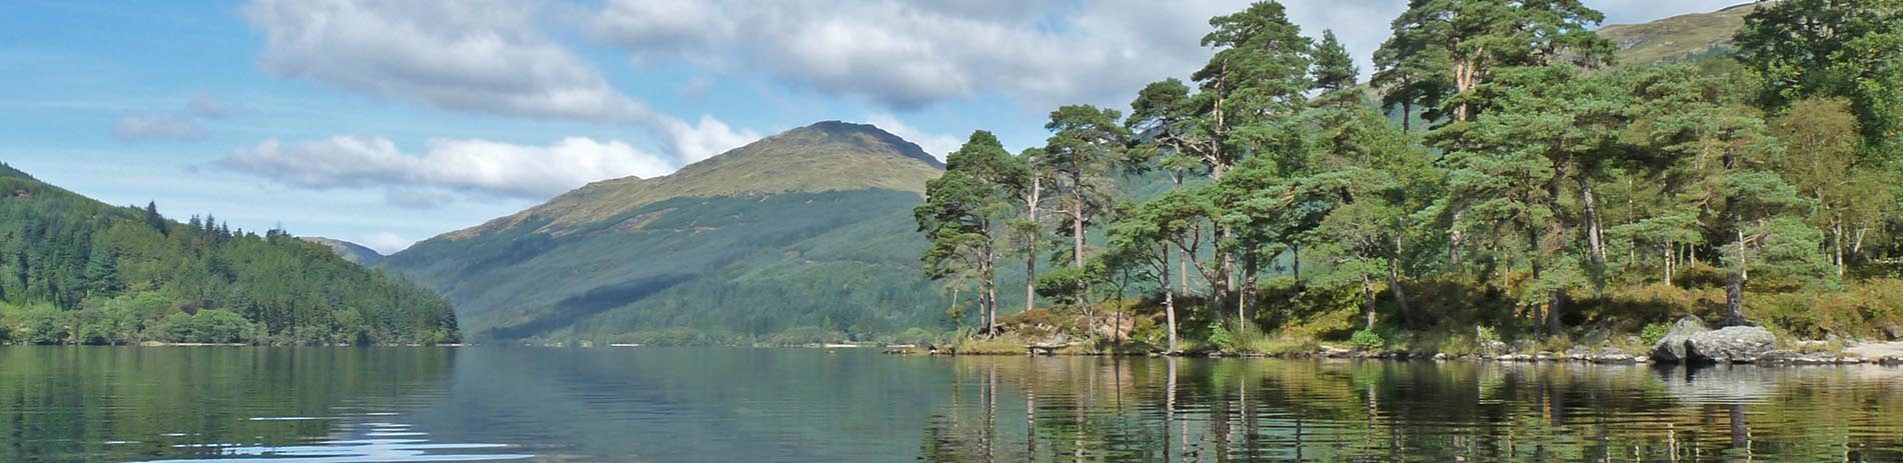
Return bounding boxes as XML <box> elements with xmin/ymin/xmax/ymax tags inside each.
<box><xmin>1477</xmin><ymin>340</ymin><xmax>1508</xmax><ymax>356</ymax></box>
<box><xmin>1684</xmin><ymin>326</ymin><xmax>1778</xmax><ymax>363</ymax></box>
<box><xmin>1650</xmin><ymin>316</ymin><xmax>1710</xmax><ymax>362</ymax></box>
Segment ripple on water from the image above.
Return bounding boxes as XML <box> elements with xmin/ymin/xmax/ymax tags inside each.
<box><xmin>125</xmin><ymin>415</ymin><xmax>531</xmax><ymax>463</ymax></box>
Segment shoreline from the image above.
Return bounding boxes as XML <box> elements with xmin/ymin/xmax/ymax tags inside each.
<box><xmin>884</xmin><ymin>341</ymin><xmax>1903</xmax><ymax>366</ymax></box>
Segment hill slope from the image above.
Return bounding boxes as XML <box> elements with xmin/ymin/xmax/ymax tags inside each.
<box><xmin>0</xmin><ymin>163</ymin><xmax>458</xmax><ymax>345</ymax></box>
<box><xmin>382</xmin><ymin>122</ymin><xmax>955</xmax><ymax>343</ymax></box>
<box><xmin>1602</xmin><ymin>3</ymin><xmax>1757</xmax><ymax>64</ymax></box>
<box><xmin>301</xmin><ymin>236</ymin><xmax>383</xmax><ymax>265</ymax></box>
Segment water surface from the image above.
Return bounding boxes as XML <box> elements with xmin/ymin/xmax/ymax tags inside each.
<box><xmin>2</xmin><ymin>347</ymin><xmax>1898</xmax><ymax>462</ymax></box>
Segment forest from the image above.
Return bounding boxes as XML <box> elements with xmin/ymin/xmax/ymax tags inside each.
<box><xmin>0</xmin><ymin>164</ymin><xmax>460</xmax><ymax>345</ymax></box>
<box><xmin>916</xmin><ymin>0</ymin><xmax>1903</xmax><ymax>354</ymax></box>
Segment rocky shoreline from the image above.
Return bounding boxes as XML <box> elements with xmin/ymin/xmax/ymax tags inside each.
<box><xmin>895</xmin><ymin>317</ymin><xmax>1903</xmax><ymax>366</ymax></box>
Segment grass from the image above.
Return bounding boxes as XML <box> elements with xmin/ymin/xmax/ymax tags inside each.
<box><xmin>1598</xmin><ymin>3</ymin><xmax>1755</xmax><ymax>64</ymax></box>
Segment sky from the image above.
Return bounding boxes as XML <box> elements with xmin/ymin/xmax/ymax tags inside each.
<box><xmin>0</xmin><ymin>0</ymin><xmax>1748</xmax><ymax>254</ymax></box>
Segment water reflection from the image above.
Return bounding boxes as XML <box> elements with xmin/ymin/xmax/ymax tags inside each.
<box><xmin>921</xmin><ymin>358</ymin><xmax>1903</xmax><ymax>462</ymax></box>
<box><xmin>4</xmin><ymin>347</ymin><xmax>1901</xmax><ymax>462</ymax></box>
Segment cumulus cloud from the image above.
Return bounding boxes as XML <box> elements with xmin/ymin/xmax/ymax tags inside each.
<box><xmin>238</xmin><ymin>0</ymin><xmax>758</xmax><ymax>163</ymax></box>
<box><xmin>585</xmin><ymin>0</ymin><xmax>1723</xmax><ymax>111</ymax></box>
<box><xmin>219</xmin><ymin>135</ymin><xmax>676</xmax><ymax>205</ymax></box>
<box><xmin>113</xmin><ymin>113</ymin><xmax>208</xmax><ymax>141</ymax></box>
<box><xmin>866</xmin><ymin>114</ymin><xmax>962</xmax><ymax>161</ymax></box>
<box><xmin>586</xmin><ymin>1</ymin><xmax>1402</xmax><ymax>111</ymax></box>
<box><xmin>662</xmin><ymin>115</ymin><xmax>761</xmax><ymax>163</ymax></box>
<box><xmin>241</xmin><ymin>0</ymin><xmax>654</xmax><ymax>123</ymax></box>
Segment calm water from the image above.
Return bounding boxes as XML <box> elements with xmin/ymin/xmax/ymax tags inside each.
<box><xmin>1</xmin><ymin>348</ymin><xmax>1900</xmax><ymax>462</ymax></box>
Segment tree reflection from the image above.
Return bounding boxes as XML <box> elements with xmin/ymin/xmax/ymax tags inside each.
<box><xmin>918</xmin><ymin>358</ymin><xmax>1903</xmax><ymax>462</ymax></box>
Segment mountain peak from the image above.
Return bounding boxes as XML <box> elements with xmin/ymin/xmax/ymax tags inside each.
<box><xmin>760</xmin><ymin>121</ymin><xmax>943</xmax><ymax>168</ymax></box>
<box><xmin>440</xmin><ymin>120</ymin><xmax>947</xmax><ymax>239</ymax></box>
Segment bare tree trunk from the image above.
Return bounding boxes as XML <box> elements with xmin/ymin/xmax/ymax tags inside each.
<box><xmin>1291</xmin><ymin>242</ymin><xmax>1302</xmax><ymax>283</ymax></box>
<box><xmin>1579</xmin><ymin>176</ymin><xmax>1606</xmax><ymax>292</ymax></box>
<box><xmin>1401</xmin><ymin>99</ymin><xmax>1413</xmax><ymax>132</ymax></box>
<box><xmin>1386</xmin><ymin>262</ymin><xmax>1412</xmax><ymax>329</ymax></box>
<box><xmin>1239</xmin><ymin>249</ymin><xmax>1258</xmax><ymax>324</ymax></box>
<box><xmin>1833</xmin><ymin>222</ymin><xmax>1844</xmax><ymax>278</ymax></box>
<box><xmin>1026</xmin><ymin>176</ymin><xmax>1039</xmax><ymax>314</ymax></box>
<box><xmin>1362</xmin><ymin>273</ymin><xmax>1377</xmax><ymax>330</ymax></box>
<box><xmin>1071</xmin><ymin>179</ymin><xmax>1088</xmax><ymax>307</ymax></box>
<box><xmin>1449</xmin><ymin>211</ymin><xmax>1464</xmax><ymax>267</ymax></box>
<box><xmin>1723</xmin><ymin>272</ymin><xmax>1747</xmax><ymax>327</ymax></box>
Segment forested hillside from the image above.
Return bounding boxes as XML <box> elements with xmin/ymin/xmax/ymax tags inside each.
<box><xmin>923</xmin><ymin>0</ymin><xmax>1903</xmax><ymax>354</ymax></box>
<box><xmin>383</xmin><ymin>121</ymin><xmax>952</xmax><ymax>344</ymax></box>
<box><xmin>0</xmin><ymin>164</ymin><xmax>459</xmax><ymax>345</ymax></box>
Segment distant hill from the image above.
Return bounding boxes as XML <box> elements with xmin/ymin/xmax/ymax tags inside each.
<box><xmin>382</xmin><ymin>121</ymin><xmax>955</xmax><ymax>344</ymax></box>
<box><xmin>1602</xmin><ymin>3</ymin><xmax>1758</xmax><ymax>64</ymax></box>
<box><xmin>0</xmin><ymin>163</ymin><xmax>458</xmax><ymax>345</ymax></box>
<box><xmin>300</xmin><ymin>237</ymin><xmax>383</xmax><ymax>265</ymax></box>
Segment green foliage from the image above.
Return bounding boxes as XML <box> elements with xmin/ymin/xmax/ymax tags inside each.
<box><xmin>0</xmin><ymin>163</ymin><xmax>457</xmax><ymax>345</ymax></box>
<box><xmin>1736</xmin><ymin>0</ymin><xmax>1903</xmax><ymax>150</ymax></box>
<box><xmin>1032</xmin><ymin>266</ymin><xmax>1086</xmax><ymax>306</ymax></box>
<box><xmin>1349</xmin><ymin>328</ymin><xmax>1387</xmax><ymax>351</ymax></box>
<box><xmin>1640</xmin><ymin>322</ymin><xmax>1672</xmax><ymax>345</ymax></box>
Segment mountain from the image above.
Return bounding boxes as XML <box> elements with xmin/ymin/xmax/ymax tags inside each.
<box><xmin>381</xmin><ymin>121</ymin><xmax>954</xmax><ymax>344</ymax></box>
<box><xmin>0</xmin><ymin>163</ymin><xmax>458</xmax><ymax>345</ymax></box>
<box><xmin>1602</xmin><ymin>3</ymin><xmax>1757</xmax><ymax>64</ymax></box>
<box><xmin>300</xmin><ymin>236</ymin><xmax>383</xmax><ymax>265</ymax></box>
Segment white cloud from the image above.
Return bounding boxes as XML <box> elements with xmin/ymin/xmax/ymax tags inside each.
<box><xmin>237</xmin><ymin>0</ymin><xmax>761</xmax><ymax>164</ymax></box>
<box><xmin>357</xmin><ymin>231</ymin><xmax>415</xmax><ymax>255</ymax></box>
<box><xmin>112</xmin><ymin>113</ymin><xmax>208</xmax><ymax>141</ymax></box>
<box><xmin>219</xmin><ymin>135</ymin><xmax>677</xmax><ymax>204</ymax></box>
<box><xmin>186</xmin><ymin>93</ymin><xmax>242</xmax><ymax>118</ymax></box>
<box><xmin>585</xmin><ymin>0</ymin><xmax>1723</xmax><ymax>112</ymax></box>
<box><xmin>586</xmin><ymin>1</ymin><xmax>1311</xmax><ymax>111</ymax></box>
<box><xmin>240</xmin><ymin>0</ymin><xmax>654</xmax><ymax>124</ymax></box>
<box><xmin>866</xmin><ymin>114</ymin><xmax>961</xmax><ymax>161</ymax></box>
<box><xmin>661</xmin><ymin>115</ymin><xmax>761</xmax><ymax>163</ymax></box>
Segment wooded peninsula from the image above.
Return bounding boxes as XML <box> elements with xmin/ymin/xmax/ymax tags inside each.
<box><xmin>914</xmin><ymin>0</ymin><xmax>1903</xmax><ymax>358</ymax></box>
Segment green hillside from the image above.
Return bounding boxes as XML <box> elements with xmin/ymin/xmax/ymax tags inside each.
<box><xmin>300</xmin><ymin>236</ymin><xmax>383</xmax><ymax>265</ymax></box>
<box><xmin>1601</xmin><ymin>3</ymin><xmax>1757</xmax><ymax>64</ymax></box>
<box><xmin>0</xmin><ymin>163</ymin><xmax>458</xmax><ymax>345</ymax></box>
<box><xmin>382</xmin><ymin>122</ymin><xmax>956</xmax><ymax>343</ymax></box>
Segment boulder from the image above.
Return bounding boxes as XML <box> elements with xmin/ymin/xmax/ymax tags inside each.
<box><xmin>1651</xmin><ymin>317</ymin><xmax>1710</xmax><ymax>362</ymax></box>
<box><xmin>1685</xmin><ymin>326</ymin><xmax>1777</xmax><ymax>363</ymax></box>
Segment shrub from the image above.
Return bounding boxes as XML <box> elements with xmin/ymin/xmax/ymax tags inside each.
<box><xmin>1640</xmin><ymin>322</ymin><xmax>1672</xmax><ymax>346</ymax></box>
<box><xmin>1349</xmin><ymin>329</ymin><xmax>1385</xmax><ymax>351</ymax></box>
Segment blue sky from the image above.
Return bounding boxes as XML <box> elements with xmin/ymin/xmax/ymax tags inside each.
<box><xmin>0</xmin><ymin>0</ymin><xmax>1746</xmax><ymax>254</ymax></box>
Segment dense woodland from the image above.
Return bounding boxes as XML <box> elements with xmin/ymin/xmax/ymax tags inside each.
<box><xmin>0</xmin><ymin>164</ymin><xmax>459</xmax><ymax>345</ymax></box>
<box><xmin>917</xmin><ymin>0</ymin><xmax>1903</xmax><ymax>353</ymax></box>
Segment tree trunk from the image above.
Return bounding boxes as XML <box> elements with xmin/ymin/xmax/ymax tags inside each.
<box><xmin>1026</xmin><ymin>176</ymin><xmax>1039</xmax><ymax>314</ymax></box>
<box><xmin>1239</xmin><ymin>249</ymin><xmax>1258</xmax><ymax>324</ymax></box>
<box><xmin>1723</xmin><ymin>272</ymin><xmax>1747</xmax><ymax>327</ymax></box>
<box><xmin>1579</xmin><ymin>175</ymin><xmax>1606</xmax><ymax>292</ymax></box>
<box><xmin>1401</xmin><ymin>99</ymin><xmax>1413</xmax><ymax>132</ymax></box>
<box><xmin>1833</xmin><ymin>222</ymin><xmax>1844</xmax><ymax>278</ymax></box>
<box><xmin>1291</xmin><ymin>243</ymin><xmax>1302</xmax><ymax>283</ymax></box>
<box><xmin>1361</xmin><ymin>273</ymin><xmax>1377</xmax><ymax>330</ymax></box>
<box><xmin>1386</xmin><ymin>262</ymin><xmax>1412</xmax><ymax>329</ymax></box>
<box><xmin>1448</xmin><ymin>211</ymin><xmax>1464</xmax><ymax>267</ymax></box>
<box><xmin>1548</xmin><ymin>289</ymin><xmax>1567</xmax><ymax>335</ymax></box>
<box><xmin>1071</xmin><ymin>176</ymin><xmax>1087</xmax><ymax>306</ymax></box>
<box><xmin>1163</xmin><ymin>245</ymin><xmax>1178</xmax><ymax>353</ymax></box>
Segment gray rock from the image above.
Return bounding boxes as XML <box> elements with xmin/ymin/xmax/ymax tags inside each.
<box><xmin>1477</xmin><ymin>340</ymin><xmax>1508</xmax><ymax>356</ymax></box>
<box><xmin>1651</xmin><ymin>316</ymin><xmax>1710</xmax><ymax>362</ymax></box>
<box><xmin>1685</xmin><ymin>326</ymin><xmax>1778</xmax><ymax>363</ymax></box>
